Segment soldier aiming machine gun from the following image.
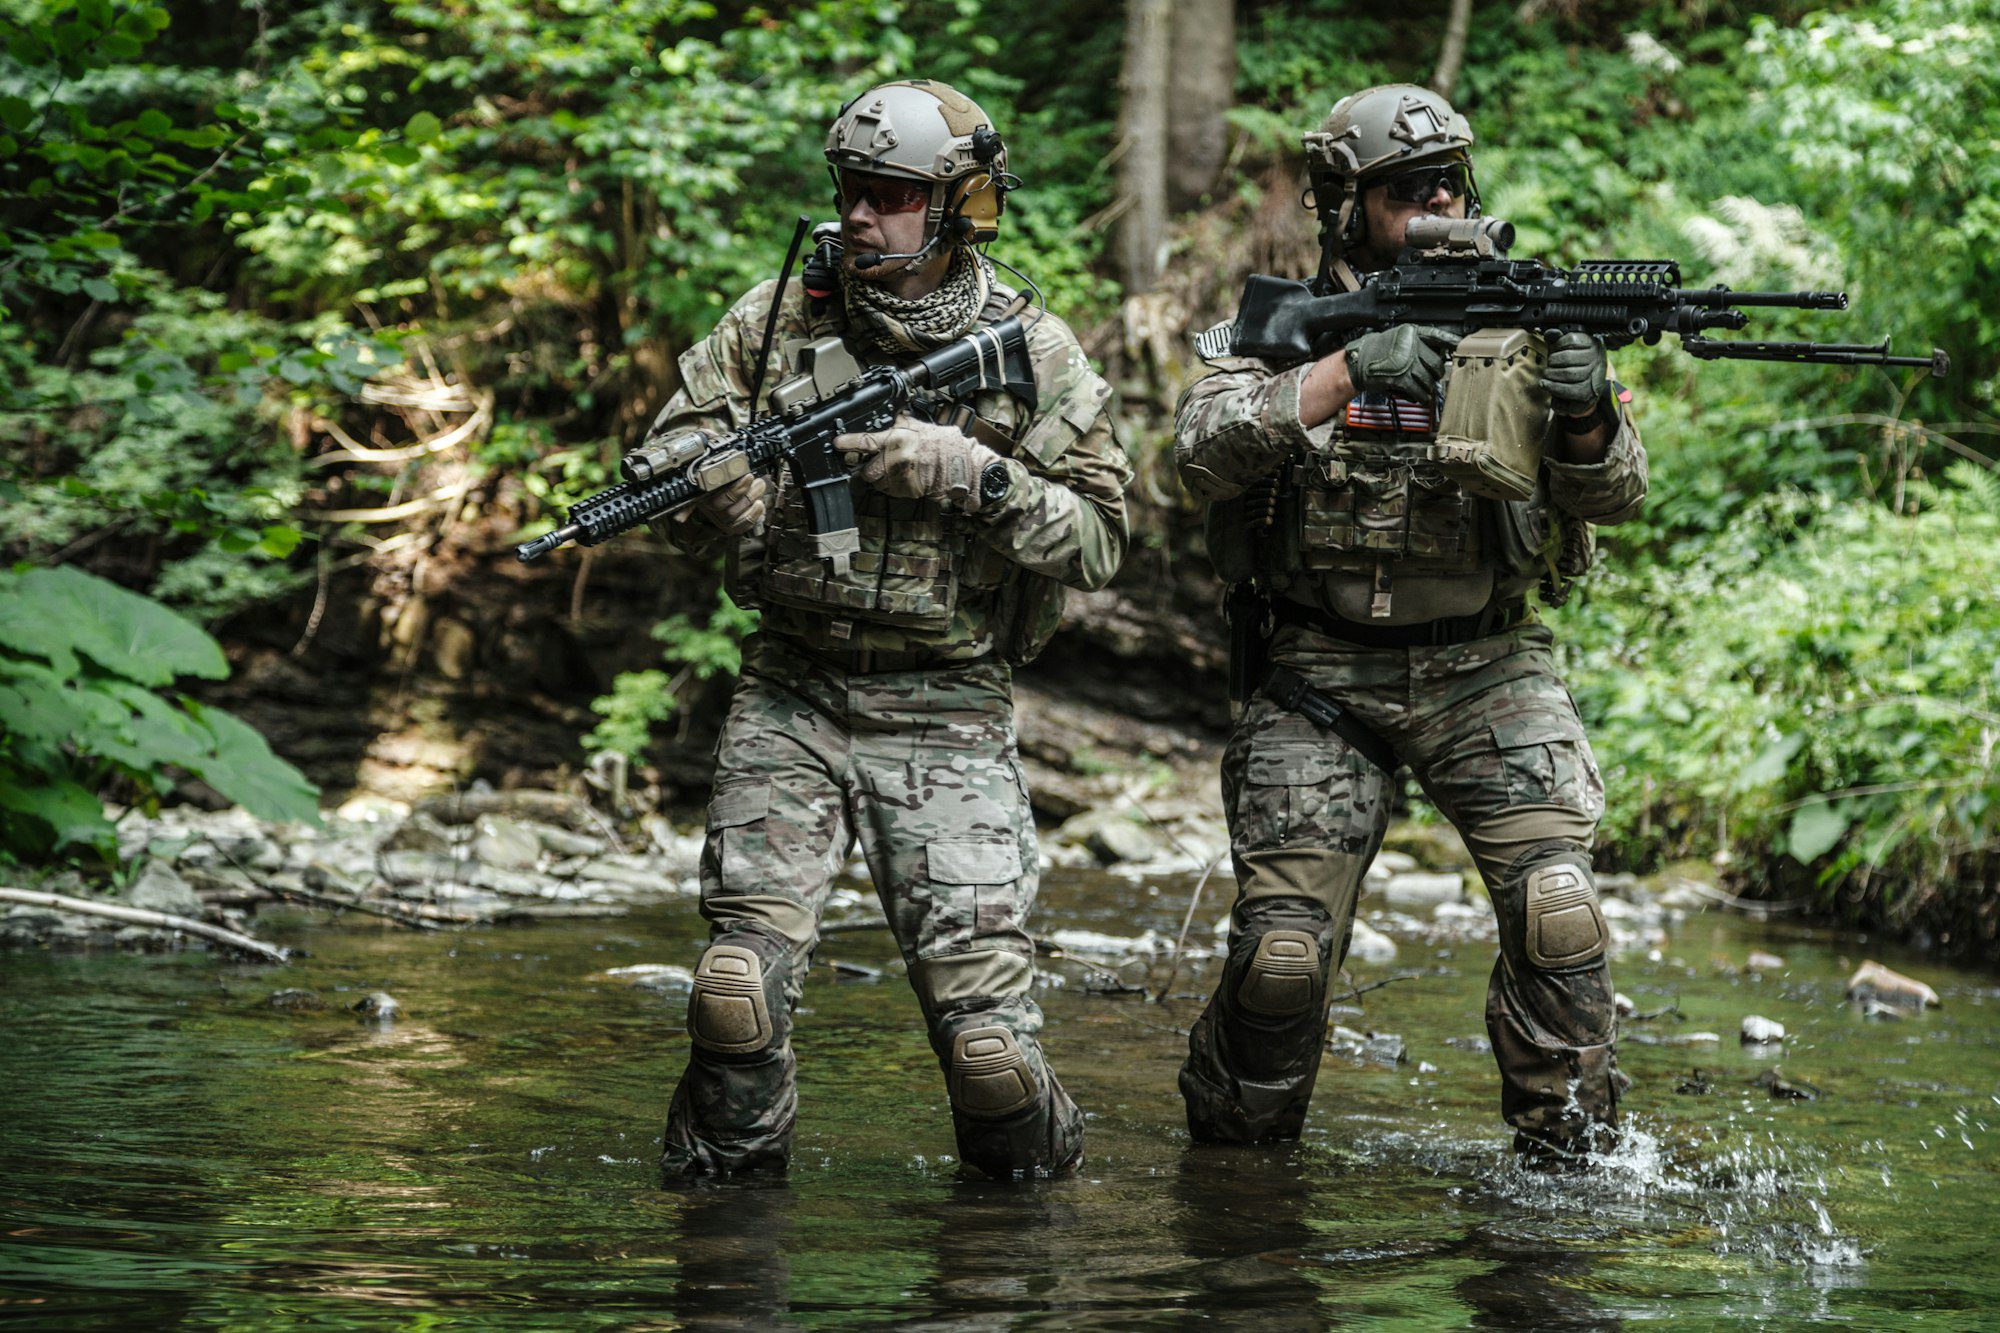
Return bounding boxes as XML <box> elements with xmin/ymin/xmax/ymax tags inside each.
<box><xmin>515</xmin><ymin>316</ymin><xmax>1038</xmax><ymax>567</ymax></box>
<box><xmin>1207</xmin><ymin>214</ymin><xmax>1949</xmax><ymax>378</ymax></box>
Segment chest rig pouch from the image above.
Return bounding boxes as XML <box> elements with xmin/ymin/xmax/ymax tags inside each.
<box><xmin>757</xmin><ymin>385</ymin><xmax>1004</xmax><ymax>635</ymax></box>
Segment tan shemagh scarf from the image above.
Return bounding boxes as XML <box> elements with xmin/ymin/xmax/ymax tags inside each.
<box><xmin>841</xmin><ymin>245</ymin><xmax>994</xmax><ymax>358</ymax></box>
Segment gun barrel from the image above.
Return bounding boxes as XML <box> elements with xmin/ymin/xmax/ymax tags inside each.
<box><xmin>516</xmin><ymin>523</ymin><xmax>583</xmax><ymax>563</ymax></box>
<box><xmin>1678</xmin><ymin>286</ymin><xmax>1848</xmax><ymax>311</ymax></box>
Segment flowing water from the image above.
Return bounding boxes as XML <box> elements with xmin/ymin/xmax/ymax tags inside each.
<box><xmin>3</xmin><ymin>868</ymin><xmax>1996</xmax><ymax>1328</ymax></box>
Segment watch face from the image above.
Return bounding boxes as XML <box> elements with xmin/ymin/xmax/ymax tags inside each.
<box><xmin>981</xmin><ymin>460</ymin><xmax>1011</xmax><ymax>503</ymax></box>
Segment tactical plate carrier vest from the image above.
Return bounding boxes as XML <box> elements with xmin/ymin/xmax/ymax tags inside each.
<box><xmin>1203</xmin><ymin>328</ymin><xmax>1591</xmax><ymax>618</ymax></box>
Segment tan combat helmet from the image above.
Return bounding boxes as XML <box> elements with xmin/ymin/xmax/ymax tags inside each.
<box><xmin>824</xmin><ymin>79</ymin><xmax>1014</xmax><ymax>246</ymax></box>
<box><xmin>1302</xmin><ymin>83</ymin><xmax>1479</xmax><ymax>288</ymax></box>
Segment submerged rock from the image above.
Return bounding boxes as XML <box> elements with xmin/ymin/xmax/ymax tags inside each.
<box><xmin>592</xmin><ymin>963</ymin><xmax>695</xmax><ymax>991</ymax></box>
<box><xmin>1746</xmin><ymin>950</ymin><xmax>1786</xmax><ymax>973</ymax></box>
<box><xmin>1741</xmin><ymin>1014</ymin><xmax>1786</xmax><ymax>1044</ymax></box>
<box><xmin>266</xmin><ymin>988</ymin><xmax>326</xmax><ymax>1012</ymax></box>
<box><xmin>1846</xmin><ymin>961</ymin><xmax>1939</xmax><ymax>1013</ymax></box>
<box><xmin>1751</xmin><ymin>1067</ymin><xmax>1821</xmax><ymax>1101</ymax></box>
<box><xmin>1615</xmin><ymin>992</ymin><xmax>1636</xmax><ymax>1018</ymax></box>
<box><xmin>352</xmin><ymin>991</ymin><xmax>402</xmax><ymax>1021</ymax></box>
<box><xmin>1328</xmin><ymin>1025</ymin><xmax>1407</xmax><ymax>1066</ymax></box>
<box><xmin>1675</xmin><ymin>1068</ymin><xmax>1714</xmax><ymax>1095</ymax></box>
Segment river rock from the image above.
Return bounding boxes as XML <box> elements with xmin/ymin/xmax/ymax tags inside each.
<box><xmin>522</xmin><ymin>819</ymin><xmax>609</xmax><ymax>858</ymax></box>
<box><xmin>1846</xmin><ymin>961</ymin><xmax>1939</xmax><ymax>1012</ymax></box>
<box><xmin>569</xmin><ymin>856</ymin><xmax>675</xmax><ymax>894</ymax></box>
<box><xmin>1615</xmin><ymin>992</ymin><xmax>1636</xmax><ymax>1018</ymax></box>
<box><xmin>380</xmin><ymin>850</ymin><xmax>470</xmax><ymax>885</ymax></box>
<box><xmin>1328</xmin><ymin>1025</ymin><xmax>1407</xmax><ymax>1066</ymax></box>
<box><xmin>1746</xmin><ymin>950</ymin><xmax>1786</xmax><ymax>972</ymax></box>
<box><xmin>352</xmin><ymin>991</ymin><xmax>402</xmax><ymax>1020</ymax></box>
<box><xmin>472</xmin><ymin>814</ymin><xmax>542</xmax><ymax>870</ymax></box>
<box><xmin>1751</xmin><ymin>1067</ymin><xmax>1820</xmax><ymax>1101</ymax></box>
<box><xmin>1741</xmin><ymin>1014</ymin><xmax>1786</xmax><ymax>1044</ymax></box>
<box><xmin>1380</xmin><ymin>872</ymin><xmax>1463</xmax><ymax>911</ymax></box>
<box><xmin>381</xmin><ymin>811</ymin><xmax>456</xmax><ymax>856</ymax></box>
<box><xmin>1347</xmin><ymin>919</ymin><xmax>1398</xmax><ymax>965</ymax></box>
<box><xmin>592</xmin><ymin>963</ymin><xmax>695</xmax><ymax>991</ymax></box>
<box><xmin>1090</xmin><ymin>817</ymin><xmax>1160</xmax><ymax>865</ymax></box>
<box><xmin>127</xmin><ymin>861</ymin><xmax>200</xmax><ymax>917</ymax></box>
<box><xmin>1373</xmin><ymin>850</ymin><xmax>1420</xmax><ymax>877</ymax></box>
<box><xmin>266</xmin><ymin>988</ymin><xmax>326</xmax><ymax>1012</ymax></box>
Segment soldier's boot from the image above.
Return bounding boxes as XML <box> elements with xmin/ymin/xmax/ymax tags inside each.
<box><xmin>931</xmin><ymin>998</ymin><xmax>1083</xmax><ymax>1179</ymax></box>
<box><xmin>1179</xmin><ymin>899</ymin><xmax>1342</xmax><ymax>1144</ymax></box>
<box><xmin>1485</xmin><ymin>842</ymin><xmax>1629</xmax><ymax>1161</ymax></box>
<box><xmin>661</xmin><ymin>923</ymin><xmax>799</xmax><ymax>1179</ymax></box>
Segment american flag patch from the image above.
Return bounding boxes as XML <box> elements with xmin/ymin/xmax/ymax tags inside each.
<box><xmin>1345</xmin><ymin>391</ymin><xmax>1435</xmax><ymax>434</ymax></box>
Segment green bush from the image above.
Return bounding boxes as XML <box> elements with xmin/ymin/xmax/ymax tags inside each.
<box><xmin>1555</xmin><ymin>463</ymin><xmax>1999</xmax><ymax>925</ymax></box>
<box><xmin>0</xmin><ymin>565</ymin><xmax>320</xmax><ymax>860</ymax></box>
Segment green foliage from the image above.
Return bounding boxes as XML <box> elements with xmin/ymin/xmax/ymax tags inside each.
<box><xmin>585</xmin><ymin>591</ymin><xmax>760</xmax><ymax>760</ymax></box>
<box><xmin>1555</xmin><ymin>463</ymin><xmax>1999</xmax><ymax>922</ymax></box>
<box><xmin>0</xmin><ymin>564</ymin><xmax>320</xmax><ymax>860</ymax></box>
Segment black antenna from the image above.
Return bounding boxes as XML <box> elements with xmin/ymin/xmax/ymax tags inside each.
<box><xmin>749</xmin><ymin>215</ymin><xmax>812</xmax><ymax>415</ymax></box>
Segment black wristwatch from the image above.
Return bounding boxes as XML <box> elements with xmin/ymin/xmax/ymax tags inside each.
<box><xmin>977</xmin><ymin>458</ymin><xmax>1014</xmax><ymax>510</ymax></box>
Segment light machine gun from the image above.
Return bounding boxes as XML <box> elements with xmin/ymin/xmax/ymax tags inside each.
<box><xmin>1209</xmin><ymin>215</ymin><xmax>1949</xmax><ymax>378</ymax></box>
<box><xmin>514</xmin><ymin>317</ymin><xmax>1038</xmax><ymax>567</ymax></box>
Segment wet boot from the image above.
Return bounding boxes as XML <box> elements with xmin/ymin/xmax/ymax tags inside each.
<box><xmin>661</xmin><ymin>923</ymin><xmax>798</xmax><ymax>1179</ymax></box>
<box><xmin>932</xmin><ymin>998</ymin><xmax>1083</xmax><ymax>1179</ymax></box>
<box><xmin>1179</xmin><ymin>900</ymin><xmax>1342</xmax><ymax>1144</ymax></box>
<box><xmin>1487</xmin><ymin>843</ymin><xmax>1629</xmax><ymax>1159</ymax></box>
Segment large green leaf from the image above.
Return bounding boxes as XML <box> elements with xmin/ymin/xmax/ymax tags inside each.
<box><xmin>180</xmin><ymin>700</ymin><xmax>321</xmax><ymax>825</ymax></box>
<box><xmin>0</xmin><ymin>772</ymin><xmax>113</xmax><ymax>854</ymax></box>
<box><xmin>1786</xmin><ymin>802</ymin><xmax>1851</xmax><ymax>864</ymax></box>
<box><xmin>0</xmin><ymin>566</ymin><xmax>226</xmax><ymax>686</ymax></box>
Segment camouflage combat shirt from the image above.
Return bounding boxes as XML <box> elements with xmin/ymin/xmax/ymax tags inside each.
<box><xmin>648</xmin><ymin>276</ymin><xmax>1132</xmax><ymax>664</ymax></box>
<box><xmin>1175</xmin><ymin>344</ymin><xmax>1648</xmax><ymax>621</ymax></box>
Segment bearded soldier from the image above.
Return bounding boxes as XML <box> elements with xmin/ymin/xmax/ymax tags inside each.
<box><xmin>1175</xmin><ymin>84</ymin><xmax>1646</xmax><ymax>1160</ymax></box>
<box><xmin>650</xmin><ymin>80</ymin><xmax>1130</xmax><ymax>1180</ymax></box>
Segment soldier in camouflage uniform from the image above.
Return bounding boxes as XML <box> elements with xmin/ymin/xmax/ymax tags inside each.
<box><xmin>650</xmin><ymin>80</ymin><xmax>1132</xmax><ymax>1180</ymax></box>
<box><xmin>1174</xmin><ymin>85</ymin><xmax>1647</xmax><ymax>1160</ymax></box>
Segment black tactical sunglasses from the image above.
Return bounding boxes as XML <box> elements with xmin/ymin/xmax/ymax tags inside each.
<box><xmin>1377</xmin><ymin>162</ymin><xmax>1472</xmax><ymax>205</ymax></box>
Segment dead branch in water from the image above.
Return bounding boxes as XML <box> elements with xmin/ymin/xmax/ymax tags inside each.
<box><xmin>0</xmin><ymin>886</ymin><xmax>288</xmax><ymax>963</ymax></box>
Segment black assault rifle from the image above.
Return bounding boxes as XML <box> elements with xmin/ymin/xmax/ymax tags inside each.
<box><xmin>514</xmin><ymin>317</ymin><xmax>1037</xmax><ymax>567</ymax></box>
<box><xmin>1211</xmin><ymin>215</ymin><xmax>1948</xmax><ymax>377</ymax></box>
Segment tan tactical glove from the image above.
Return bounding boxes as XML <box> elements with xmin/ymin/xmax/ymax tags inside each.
<box><xmin>1342</xmin><ymin>324</ymin><xmax>1460</xmax><ymax>401</ymax></box>
<box><xmin>835</xmin><ymin>417</ymin><xmax>1001</xmax><ymax>511</ymax></box>
<box><xmin>678</xmin><ymin>472</ymin><xmax>767</xmax><ymax>536</ymax></box>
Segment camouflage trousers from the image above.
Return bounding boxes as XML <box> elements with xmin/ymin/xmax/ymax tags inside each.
<box><xmin>1181</xmin><ymin>620</ymin><xmax>1627</xmax><ymax>1154</ymax></box>
<box><xmin>660</xmin><ymin>637</ymin><xmax>1083</xmax><ymax>1180</ymax></box>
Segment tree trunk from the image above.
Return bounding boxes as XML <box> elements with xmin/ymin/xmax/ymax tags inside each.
<box><xmin>1114</xmin><ymin>0</ymin><xmax>1173</xmax><ymax>295</ymax></box>
<box><xmin>1431</xmin><ymin>0</ymin><xmax>1474</xmax><ymax>100</ymax></box>
<box><xmin>1166</xmin><ymin>0</ymin><xmax>1235</xmax><ymax>212</ymax></box>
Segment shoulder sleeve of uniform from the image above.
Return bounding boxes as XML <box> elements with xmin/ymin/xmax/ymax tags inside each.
<box><xmin>670</xmin><ymin>279</ymin><xmax>790</xmax><ymax>423</ymax></box>
<box><xmin>1013</xmin><ymin>313</ymin><xmax>1114</xmax><ymax>468</ymax></box>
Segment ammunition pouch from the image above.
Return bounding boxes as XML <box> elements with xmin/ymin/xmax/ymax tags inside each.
<box><xmin>1430</xmin><ymin>327</ymin><xmax>1550</xmax><ymax>502</ymax></box>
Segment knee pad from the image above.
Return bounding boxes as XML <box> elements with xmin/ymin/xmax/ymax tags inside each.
<box><xmin>947</xmin><ymin>1026</ymin><xmax>1038</xmax><ymax>1119</ymax></box>
<box><xmin>688</xmin><ymin>934</ymin><xmax>788</xmax><ymax>1056</ymax></box>
<box><xmin>1510</xmin><ymin>843</ymin><xmax>1605</xmax><ymax>973</ymax></box>
<box><xmin>1236</xmin><ymin>930</ymin><xmax>1324</xmax><ymax>1017</ymax></box>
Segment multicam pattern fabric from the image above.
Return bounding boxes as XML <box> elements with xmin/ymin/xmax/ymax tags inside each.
<box><xmin>659</xmin><ymin>639</ymin><xmax>1083</xmax><ymax>1179</ymax></box>
<box><xmin>1172</xmin><ymin>336</ymin><xmax>1646</xmax><ymax>1153</ymax></box>
<box><xmin>649</xmin><ymin>276</ymin><xmax>1131</xmax><ymax>665</ymax></box>
<box><xmin>1177</xmin><ymin>347</ymin><xmax>1647</xmax><ymax>615</ymax></box>
<box><xmin>1179</xmin><ymin>622</ymin><xmax>1625</xmax><ymax>1148</ymax></box>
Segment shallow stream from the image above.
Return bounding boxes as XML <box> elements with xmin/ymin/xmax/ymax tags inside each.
<box><xmin>3</xmin><ymin>868</ymin><xmax>1995</xmax><ymax>1327</ymax></box>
